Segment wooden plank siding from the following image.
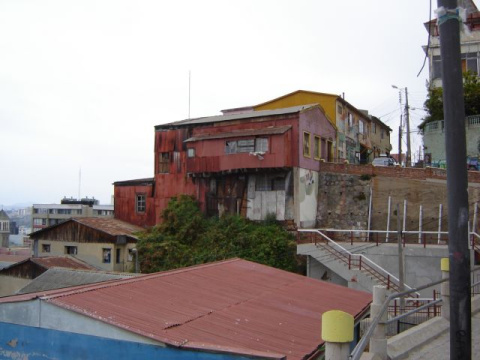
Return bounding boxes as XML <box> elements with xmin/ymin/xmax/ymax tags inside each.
<box><xmin>31</xmin><ymin>221</ymin><xmax>136</xmax><ymax>244</ymax></box>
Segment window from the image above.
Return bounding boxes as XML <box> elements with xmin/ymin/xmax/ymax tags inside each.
<box><xmin>57</xmin><ymin>209</ymin><xmax>72</xmax><ymax>215</ymax></box>
<box><xmin>237</xmin><ymin>139</ymin><xmax>255</xmax><ymax>153</ymax></box>
<box><xmin>128</xmin><ymin>248</ymin><xmax>136</xmax><ymax>262</ymax></box>
<box><xmin>372</xmin><ymin>123</ymin><xmax>377</xmax><ymax>134</ymax></box>
<box><xmin>303</xmin><ymin>132</ymin><xmax>311</xmax><ymax>157</ymax></box>
<box><xmin>337</xmin><ymin>104</ymin><xmax>343</xmax><ymax>114</ymax></box>
<box><xmin>103</xmin><ymin>248</ymin><xmax>111</xmax><ymax>263</ymax></box>
<box><xmin>225</xmin><ymin>138</ymin><xmax>268</xmax><ymax>154</ymax></box>
<box><xmin>255</xmin><ymin>138</ymin><xmax>268</xmax><ymax>152</ymax></box>
<box><xmin>359</xmin><ymin>120</ymin><xmax>364</xmax><ymax>134</ymax></box>
<box><xmin>42</xmin><ymin>244</ymin><xmax>51</xmax><ymax>253</ymax></box>
<box><xmin>116</xmin><ymin>248</ymin><xmax>121</xmax><ymax>263</ymax></box>
<box><xmin>348</xmin><ymin>113</ymin><xmax>353</xmax><ymax>128</ymax></box>
<box><xmin>136</xmin><ymin>194</ymin><xmax>146</xmax><ymax>213</ymax></box>
<box><xmin>187</xmin><ymin>148</ymin><xmax>195</xmax><ymax>158</ymax></box>
<box><xmin>33</xmin><ymin>219</ymin><xmax>47</xmax><ymax>226</ymax></box>
<box><xmin>381</xmin><ymin>129</ymin><xmax>385</xmax><ymax>140</ymax></box>
<box><xmin>158</xmin><ymin>152</ymin><xmax>170</xmax><ymax>173</ymax></box>
<box><xmin>255</xmin><ymin>174</ymin><xmax>286</xmax><ymax>191</ymax></box>
<box><xmin>314</xmin><ymin>136</ymin><xmax>321</xmax><ymax>160</ymax></box>
<box><xmin>225</xmin><ymin>141</ymin><xmax>237</xmax><ymax>154</ymax></box>
<box><xmin>462</xmin><ymin>52</ymin><xmax>479</xmax><ymax>74</ymax></box>
<box><xmin>432</xmin><ymin>55</ymin><xmax>442</xmax><ymax>79</ymax></box>
<box><xmin>65</xmin><ymin>246</ymin><xmax>77</xmax><ymax>255</ymax></box>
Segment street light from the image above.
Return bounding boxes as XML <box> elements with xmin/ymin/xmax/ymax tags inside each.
<box><xmin>392</xmin><ymin>85</ymin><xmax>411</xmax><ymax>167</ymax></box>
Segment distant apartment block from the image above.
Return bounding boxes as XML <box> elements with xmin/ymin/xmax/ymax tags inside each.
<box><xmin>32</xmin><ymin>197</ymin><xmax>114</xmax><ymax>232</ymax></box>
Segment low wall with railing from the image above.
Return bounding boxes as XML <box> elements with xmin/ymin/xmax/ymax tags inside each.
<box><xmin>319</xmin><ymin>161</ymin><xmax>480</xmax><ymax>183</ymax></box>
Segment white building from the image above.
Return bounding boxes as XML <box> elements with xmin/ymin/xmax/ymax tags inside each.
<box><xmin>32</xmin><ymin>197</ymin><xmax>114</xmax><ymax>232</ymax></box>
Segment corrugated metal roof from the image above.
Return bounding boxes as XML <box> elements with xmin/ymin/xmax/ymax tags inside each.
<box><xmin>30</xmin><ymin>218</ymin><xmax>145</xmax><ymax>238</ymax></box>
<box><xmin>31</xmin><ymin>256</ymin><xmax>96</xmax><ymax>270</ymax></box>
<box><xmin>72</xmin><ymin>218</ymin><xmax>144</xmax><ymax>236</ymax></box>
<box><xmin>156</xmin><ymin>104</ymin><xmax>318</xmax><ymax>129</ymax></box>
<box><xmin>112</xmin><ymin>177</ymin><xmax>155</xmax><ymax>186</ymax></box>
<box><xmin>184</xmin><ymin>125</ymin><xmax>292</xmax><ymax>143</ymax></box>
<box><xmin>17</xmin><ymin>268</ymin><xmax>137</xmax><ymax>294</ymax></box>
<box><xmin>0</xmin><ymin>259</ymin><xmax>371</xmax><ymax>359</ymax></box>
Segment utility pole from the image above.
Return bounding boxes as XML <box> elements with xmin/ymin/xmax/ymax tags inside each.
<box><xmin>405</xmin><ymin>88</ymin><xmax>412</xmax><ymax>167</ymax></box>
<box><xmin>437</xmin><ymin>1</ymin><xmax>471</xmax><ymax>359</ymax></box>
<box><xmin>392</xmin><ymin>85</ymin><xmax>404</xmax><ymax>165</ymax></box>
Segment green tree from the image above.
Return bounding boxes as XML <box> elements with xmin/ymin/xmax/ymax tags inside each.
<box><xmin>136</xmin><ymin>195</ymin><xmax>300</xmax><ymax>273</ymax></box>
<box><xmin>421</xmin><ymin>71</ymin><xmax>480</xmax><ymax>129</ymax></box>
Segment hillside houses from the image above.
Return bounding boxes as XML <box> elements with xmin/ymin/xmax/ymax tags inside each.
<box><xmin>114</xmin><ymin>91</ymin><xmax>391</xmax><ymax>228</ymax></box>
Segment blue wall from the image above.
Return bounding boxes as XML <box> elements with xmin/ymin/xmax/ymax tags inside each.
<box><xmin>0</xmin><ymin>322</ymin><xmax>253</xmax><ymax>360</ymax></box>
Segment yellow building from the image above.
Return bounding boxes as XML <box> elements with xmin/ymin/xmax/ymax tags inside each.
<box><xmin>30</xmin><ymin>218</ymin><xmax>143</xmax><ymax>272</ymax></box>
<box><xmin>253</xmin><ymin>90</ymin><xmax>383</xmax><ymax>164</ymax></box>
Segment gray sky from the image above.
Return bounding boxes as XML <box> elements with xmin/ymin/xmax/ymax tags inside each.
<box><xmin>0</xmin><ymin>0</ymin><xmax>433</xmax><ymax>207</ymax></box>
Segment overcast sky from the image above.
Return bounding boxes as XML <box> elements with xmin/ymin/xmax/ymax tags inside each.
<box><xmin>0</xmin><ymin>0</ymin><xmax>434</xmax><ymax>207</ymax></box>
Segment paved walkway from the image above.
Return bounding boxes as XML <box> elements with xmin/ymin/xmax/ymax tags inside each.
<box><xmin>407</xmin><ymin>312</ymin><xmax>480</xmax><ymax>359</ymax></box>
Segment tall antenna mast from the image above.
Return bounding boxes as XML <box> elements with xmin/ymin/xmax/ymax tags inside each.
<box><xmin>78</xmin><ymin>167</ymin><xmax>81</xmax><ymax>200</ymax></box>
<box><xmin>188</xmin><ymin>70</ymin><xmax>191</xmax><ymax>119</ymax></box>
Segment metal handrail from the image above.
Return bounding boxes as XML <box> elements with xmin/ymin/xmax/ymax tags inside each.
<box><xmin>350</xmin><ymin>267</ymin><xmax>480</xmax><ymax>360</ymax></box>
<box><xmin>349</xmin><ymin>277</ymin><xmax>448</xmax><ymax>360</ymax></box>
<box><xmin>298</xmin><ymin>229</ymin><xmax>420</xmax><ymax>296</ymax></box>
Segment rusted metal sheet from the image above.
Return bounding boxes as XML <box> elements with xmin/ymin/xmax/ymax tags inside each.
<box><xmin>114</xmin><ymin>182</ymin><xmax>156</xmax><ymax>227</ymax></box>
<box><xmin>0</xmin><ymin>259</ymin><xmax>371</xmax><ymax>360</ymax></box>
<box><xmin>0</xmin><ymin>256</ymin><xmax>95</xmax><ymax>279</ymax></box>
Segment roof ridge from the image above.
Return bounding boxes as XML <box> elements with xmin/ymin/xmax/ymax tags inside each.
<box><xmin>42</xmin><ymin>258</ymin><xmax>242</xmax><ymax>301</ymax></box>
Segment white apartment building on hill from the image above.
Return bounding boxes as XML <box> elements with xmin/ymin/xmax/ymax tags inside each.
<box><xmin>32</xmin><ymin>197</ymin><xmax>114</xmax><ymax>232</ymax></box>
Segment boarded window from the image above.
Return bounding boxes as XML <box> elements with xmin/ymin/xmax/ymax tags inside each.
<box><xmin>255</xmin><ymin>138</ymin><xmax>268</xmax><ymax>152</ymax></box>
<box><xmin>226</xmin><ymin>138</ymin><xmax>265</xmax><ymax>154</ymax></box>
<box><xmin>158</xmin><ymin>152</ymin><xmax>170</xmax><ymax>173</ymax></box>
<box><xmin>255</xmin><ymin>174</ymin><xmax>286</xmax><ymax>191</ymax></box>
<box><xmin>237</xmin><ymin>139</ymin><xmax>255</xmax><ymax>153</ymax></box>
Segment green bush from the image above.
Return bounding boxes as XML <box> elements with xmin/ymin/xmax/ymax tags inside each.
<box><xmin>137</xmin><ymin>195</ymin><xmax>299</xmax><ymax>273</ymax></box>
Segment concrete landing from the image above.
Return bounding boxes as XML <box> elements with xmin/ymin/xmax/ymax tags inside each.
<box><xmin>386</xmin><ymin>295</ymin><xmax>480</xmax><ymax>360</ymax></box>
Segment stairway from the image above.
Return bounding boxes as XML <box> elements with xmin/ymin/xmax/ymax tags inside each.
<box><xmin>298</xmin><ymin>230</ymin><xmax>419</xmax><ymax>295</ymax></box>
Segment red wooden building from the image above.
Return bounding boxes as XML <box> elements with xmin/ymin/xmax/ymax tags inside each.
<box><xmin>114</xmin><ymin>104</ymin><xmax>336</xmax><ymax>228</ymax></box>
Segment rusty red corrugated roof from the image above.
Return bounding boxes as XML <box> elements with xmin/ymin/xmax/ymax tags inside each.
<box><xmin>31</xmin><ymin>256</ymin><xmax>96</xmax><ymax>270</ymax></box>
<box><xmin>0</xmin><ymin>259</ymin><xmax>371</xmax><ymax>359</ymax></box>
<box><xmin>72</xmin><ymin>217</ymin><xmax>144</xmax><ymax>236</ymax></box>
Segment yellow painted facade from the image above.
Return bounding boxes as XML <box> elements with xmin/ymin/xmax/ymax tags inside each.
<box><xmin>254</xmin><ymin>91</ymin><xmax>338</xmax><ymax>129</ymax></box>
<box><xmin>38</xmin><ymin>240</ymin><xmax>136</xmax><ymax>272</ymax></box>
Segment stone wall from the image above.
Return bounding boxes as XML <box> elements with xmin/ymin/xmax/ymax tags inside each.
<box><xmin>317</xmin><ymin>172</ymin><xmax>370</xmax><ymax>230</ymax></box>
<box><xmin>316</xmin><ymin>164</ymin><xmax>480</xmax><ymax>234</ymax></box>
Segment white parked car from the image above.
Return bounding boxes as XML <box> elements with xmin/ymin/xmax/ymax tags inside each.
<box><xmin>372</xmin><ymin>157</ymin><xmax>397</xmax><ymax>167</ymax></box>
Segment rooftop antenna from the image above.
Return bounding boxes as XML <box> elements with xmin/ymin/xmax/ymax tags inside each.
<box><xmin>78</xmin><ymin>167</ymin><xmax>81</xmax><ymax>201</ymax></box>
<box><xmin>188</xmin><ymin>70</ymin><xmax>191</xmax><ymax>119</ymax></box>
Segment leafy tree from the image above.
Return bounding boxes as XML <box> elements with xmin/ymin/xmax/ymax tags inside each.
<box><xmin>136</xmin><ymin>195</ymin><xmax>301</xmax><ymax>273</ymax></box>
<box><xmin>422</xmin><ymin>71</ymin><xmax>480</xmax><ymax>129</ymax></box>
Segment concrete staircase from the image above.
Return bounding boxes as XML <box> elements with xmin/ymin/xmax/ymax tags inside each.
<box><xmin>298</xmin><ymin>230</ymin><xmax>419</xmax><ymax>295</ymax></box>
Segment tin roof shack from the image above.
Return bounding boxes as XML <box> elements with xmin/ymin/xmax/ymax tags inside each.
<box><xmin>0</xmin><ymin>258</ymin><xmax>371</xmax><ymax>360</ymax></box>
<box><xmin>0</xmin><ymin>256</ymin><xmax>94</xmax><ymax>297</ymax></box>
<box><xmin>29</xmin><ymin>218</ymin><xmax>143</xmax><ymax>273</ymax></box>
<box><xmin>114</xmin><ymin>104</ymin><xmax>336</xmax><ymax>228</ymax></box>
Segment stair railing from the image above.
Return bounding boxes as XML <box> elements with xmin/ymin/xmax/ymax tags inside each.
<box><xmin>298</xmin><ymin>229</ymin><xmax>420</xmax><ymax>296</ymax></box>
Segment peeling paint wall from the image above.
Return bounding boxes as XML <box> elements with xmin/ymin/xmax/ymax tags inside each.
<box><xmin>296</xmin><ymin>168</ymin><xmax>319</xmax><ymax>228</ymax></box>
<box><xmin>246</xmin><ymin>173</ymin><xmax>293</xmax><ymax>221</ymax></box>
